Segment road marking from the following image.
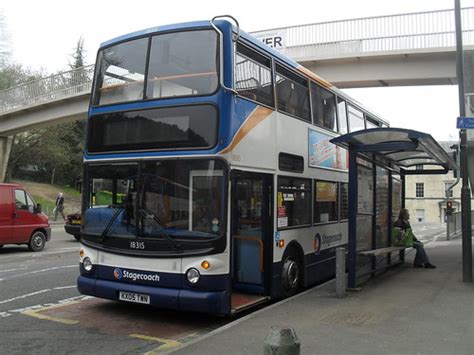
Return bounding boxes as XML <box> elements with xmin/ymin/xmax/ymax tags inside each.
<box><xmin>0</xmin><ymin>248</ymin><xmax>79</xmax><ymax>262</ymax></box>
<box><xmin>0</xmin><ymin>267</ymin><xmax>27</xmax><ymax>273</ymax></box>
<box><xmin>0</xmin><ymin>265</ymin><xmax>77</xmax><ymax>282</ymax></box>
<box><xmin>0</xmin><ymin>289</ymin><xmax>50</xmax><ymax>305</ymax></box>
<box><xmin>53</xmin><ymin>285</ymin><xmax>77</xmax><ymax>290</ymax></box>
<box><xmin>23</xmin><ymin>301</ymin><xmax>81</xmax><ymax>325</ymax></box>
<box><xmin>0</xmin><ymin>295</ymin><xmax>88</xmax><ymax>319</ymax></box>
<box><xmin>129</xmin><ymin>334</ymin><xmax>182</xmax><ymax>353</ymax></box>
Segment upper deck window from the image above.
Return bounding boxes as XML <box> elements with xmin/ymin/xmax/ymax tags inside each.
<box><xmin>147</xmin><ymin>31</ymin><xmax>218</xmax><ymax>99</ymax></box>
<box><xmin>92</xmin><ymin>30</ymin><xmax>219</xmax><ymax>106</ymax></box>
<box><xmin>235</xmin><ymin>43</ymin><xmax>274</xmax><ymax>107</ymax></box>
<box><xmin>348</xmin><ymin>105</ymin><xmax>365</xmax><ymax>132</ymax></box>
<box><xmin>311</xmin><ymin>83</ymin><xmax>337</xmax><ymax>131</ymax></box>
<box><xmin>93</xmin><ymin>38</ymin><xmax>148</xmax><ymax>106</ymax></box>
<box><xmin>276</xmin><ymin>64</ymin><xmax>311</xmax><ymax>121</ymax></box>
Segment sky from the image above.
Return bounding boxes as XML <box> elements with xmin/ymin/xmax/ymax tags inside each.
<box><xmin>1</xmin><ymin>0</ymin><xmax>474</xmax><ymax>141</ymax></box>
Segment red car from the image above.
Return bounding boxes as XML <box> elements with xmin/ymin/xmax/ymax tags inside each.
<box><xmin>64</xmin><ymin>212</ymin><xmax>81</xmax><ymax>240</ymax></box>
<box><xmin>0</xmin><ymin>183</ymin><xmax>50</xmax><ymax>251</ymax></box>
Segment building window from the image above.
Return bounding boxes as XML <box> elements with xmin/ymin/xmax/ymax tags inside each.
<box><xmin>415</xmin><ymin>164</ymin><xmax>423</xmax><ymax>171</ymax></box>
<box><xmin>444</xmin><ymin>182</ymin><xmax>454</xmax><ymax>198</ymax></box>
<box><xmin>415</xmin><ymin>183</ymin><xmax>424</xmax><ymax>198</ymax></box>
<box><xmin>415</xmin><ymin>209</ymin><xmax>425</xmax><ymax>223</ymax></box>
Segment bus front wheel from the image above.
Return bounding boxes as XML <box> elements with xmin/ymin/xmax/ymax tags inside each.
<box><xmin>281</xmin><ymin>248</ymin><xmax>302</xmax><ymax>297</ymax></box>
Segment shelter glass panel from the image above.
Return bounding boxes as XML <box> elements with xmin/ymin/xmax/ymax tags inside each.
<box><xmin>375</xmin><ymin>166</ymin><xmax>389</xmax><ymax>248</ymax></box>
<box><xmin>358</xmin><ymin>164</ymin><xmax>373</xmax><ymax>214</ymax></box>
<box><xmin>392</xmin><ymin>175</ymin><xmax>401</xmax><ymax>223</ymax></box>
<box><xmin>356</xmin><ymin>215</ymin><xmax>372</xmax><ymax>252</ymax></box>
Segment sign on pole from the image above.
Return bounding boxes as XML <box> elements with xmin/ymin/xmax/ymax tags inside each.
<box><xmin>456</xmin><ymin>116</ymin><xmax>474</xmax><ymax>129</ymax></box>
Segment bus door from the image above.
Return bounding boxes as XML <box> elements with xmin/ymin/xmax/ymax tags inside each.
<box><xmin>230</xmin><ymin>171</ymin><xmax>273</xmax><ymax>312</ymax></box>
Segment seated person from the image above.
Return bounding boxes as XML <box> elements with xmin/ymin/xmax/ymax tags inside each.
<box><xmin>393</xmin><ymin>208</ymin><xmax>436</xmax><ymax>269</ymax></box>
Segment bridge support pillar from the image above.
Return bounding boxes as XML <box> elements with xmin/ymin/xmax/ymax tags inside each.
<box><xmin>0</xmin><ymin>136</ymin><xmax>13</xmax><ymax>182</ymax></box>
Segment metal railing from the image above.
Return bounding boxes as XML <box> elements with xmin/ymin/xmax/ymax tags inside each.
<box><xmin>1</xmin><ymin>8</ymin><xmax>474</xmax><ymax>116</ymax></box>
<box><xmin>251</xmin><ymin>7</ymin><xmax>474</xmax><ymax>60</ymax></box>
<box><xmin>0</xmin><ymin>64</ymin><xmax>94</xmax><ymax>115</ymax></box>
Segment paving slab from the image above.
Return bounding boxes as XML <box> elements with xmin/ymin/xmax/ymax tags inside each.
<box><xmin>171</xmin><ymin>239</ymin><xmax>474</xmax><ymax>355</ymax></box>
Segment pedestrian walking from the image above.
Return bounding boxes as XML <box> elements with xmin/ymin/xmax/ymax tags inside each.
<box><xmin>54</xmin><ymin>192</ymin><xmax>66</xmax><ymax>221</ymax></box>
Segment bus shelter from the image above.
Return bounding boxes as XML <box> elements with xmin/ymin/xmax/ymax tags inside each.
<box><xmin>330</xmin><ymin>128</ymin><xmax>458</xmax><ymax>288</ymax></box>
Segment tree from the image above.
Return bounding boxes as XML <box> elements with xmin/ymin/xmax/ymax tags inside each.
<box><xmin>0</xmin><ymin>10</ymin><xmax>12</xmax><ymax>68</ymax></box>
<box><xmin>69</xmin><ymin>36</ymin><xmax>86</xmax><ymax>69</ymax></box>
<box><xmin>5</xmin><ymin>36</ymin><xmax>88</xmax><ymax>186</ymax></box>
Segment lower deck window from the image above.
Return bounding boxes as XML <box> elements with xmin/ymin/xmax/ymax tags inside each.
<box><xmin>277</xmin><ymin>177</ymin><xmax>311</xmax><ymax>229</ymax></box>
<box><xmin>314</xmin><ymin>180</ymin><xmax>338</xmax><ymax>223</ymax></box>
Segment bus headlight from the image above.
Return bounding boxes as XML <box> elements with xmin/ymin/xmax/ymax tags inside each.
<box><xmin>186</xmin><ymin>268</ymin><xmax>200</xmax><ymax>284</ymax></box>
<box><xmin>82</xmin><ymin>257</ymin><xmax>93</xmax><ymax>272</ymax></box>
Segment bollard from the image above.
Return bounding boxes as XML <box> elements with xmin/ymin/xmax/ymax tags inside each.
<box><xmin>335</xmin><ymin>247</ymin><xmax>346</xmax><ymax>298</ymax></box>
<box><xmin>263</xmin><ymin>326</ymin><xmax>300</xmax><ymax>355</ymax></box>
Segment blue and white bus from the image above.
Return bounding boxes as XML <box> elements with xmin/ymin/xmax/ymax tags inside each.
<box><xmin>77</xmin><ymin>17</ymin><xmax>388</xmax><ymax>315</ymax></box>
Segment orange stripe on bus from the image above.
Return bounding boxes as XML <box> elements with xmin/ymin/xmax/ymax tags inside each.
<box><xmin>220</xmin><ymin>106</ymin><xmax>273</xmax><ymax>154</ymax></box>
<box><xmin>297</xmin><ymin>65</ymin><xmax>333</xmax><ymax>89</ymax></box>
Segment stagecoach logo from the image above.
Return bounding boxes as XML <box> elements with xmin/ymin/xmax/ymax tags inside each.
<box><xmin>314</xmin><ymin>233</ymin><xmax>322</xmax><ymax>255</ymax></box>
<box><xmin>113</xmin><ymin>267</ymin><xmax>160</xmax><ymax>283</ymax></box>
<box><xmin>314</xmin><ymin>232</ymin><xmax>344</xmax><ymax>255</ymax></box>
<box><xmin>114</xmin><ymin>268</ymin><xmax>123</xmax><ymax>280</ymax></box>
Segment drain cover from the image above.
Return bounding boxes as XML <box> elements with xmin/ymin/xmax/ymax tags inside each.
<box><xmin>320</xmin><ymin>311</ymin><xmax>376</xmax><ymax>327</ymax></box>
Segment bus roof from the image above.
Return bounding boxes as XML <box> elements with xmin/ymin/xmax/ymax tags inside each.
<box><xmin>99</xmin><ymin>19</ymin><xmax>389</xmax><ymax>127</ymax></box>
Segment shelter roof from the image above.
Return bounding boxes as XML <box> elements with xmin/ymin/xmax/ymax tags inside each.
<box><xmin>330</xmin><ymin>128</ymin><xmax>458</xmax><ymax>172</ymax></box>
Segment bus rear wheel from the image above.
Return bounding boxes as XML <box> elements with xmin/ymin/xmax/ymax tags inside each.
<box><xmin>281</xmin><ymin>249</ymin><xmax>302</xmax><ymax>297</ymax></box>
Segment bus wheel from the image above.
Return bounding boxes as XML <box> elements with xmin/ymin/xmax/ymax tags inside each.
<box><xmin>281</xmin><ymin>249</ymin><xmax>302</xmax><ymax>297</ymax></box>
<box><xmin>28</xmin><ymin>231</ymin><xmax>46</xmax><ymax>252</ymax></box>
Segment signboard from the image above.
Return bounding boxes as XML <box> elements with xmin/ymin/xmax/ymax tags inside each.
<box><xmin>309</xmin><ymin>129</ymin><xmax>348</xmax><ymax>170</ymax></box>
<box><xmin>252</xmin><ymin>30</ymin><xmax>287</xmax><ymax>53</ymax></box>
<box><xmin>456</xmin><ymin>116</ymin><xmax>474</xmax><ymax>129</ymax></box>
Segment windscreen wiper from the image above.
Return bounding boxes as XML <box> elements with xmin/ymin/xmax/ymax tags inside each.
<box><xmin>138</xmin><ymin>208</ymin><xmax>181</xmax><ymax>250</ymax></box>
<box><xmin>98</xmin><ymin>207</ymin><xmax>124</xmax><ymax>243</ymax></box>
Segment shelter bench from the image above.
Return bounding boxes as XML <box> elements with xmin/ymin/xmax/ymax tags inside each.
<box><xmin>358</xmin><ymin>246</ymin><xmax>407</xmax><ymax>279</ymax></box>
<box><xmin>358</xmin><ymin>246</ymin><xmax>406</xmax><ymax>257</ymax></box>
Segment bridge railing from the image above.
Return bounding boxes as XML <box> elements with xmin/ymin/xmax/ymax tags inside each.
<box><xmin>251</xmin><ymin>7</ymin><xmax>474</xmax><ymax>60</ymax></box>
<box><xmin>1</xmin><ymin>8</ymin><xmax>474</xmax><ymax>116</ymax></box>
<box><xmin>0</xmin><ymin>64</ymin><xmax>94</xmax><ymax>115</ymax></box>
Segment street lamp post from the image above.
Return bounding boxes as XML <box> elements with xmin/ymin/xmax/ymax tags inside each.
<box><xmin>455</xmin><ymin>0</ymin><xmax>473</xmax><ymax>282</ymax></box>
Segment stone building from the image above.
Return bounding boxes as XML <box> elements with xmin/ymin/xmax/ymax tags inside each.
<box><xmin>405</xmin><ymin>141</ymin><xmax>472</xmax><ymax>224</ymax></box>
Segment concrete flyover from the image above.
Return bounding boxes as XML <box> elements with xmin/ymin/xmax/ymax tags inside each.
<box><xmin>0</xmin><ymin>8</ymin><xmax>474</xmax><ymax>181</ymax></box>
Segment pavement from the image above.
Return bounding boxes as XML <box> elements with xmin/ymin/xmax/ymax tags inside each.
<box><xmin>171</xmin><ymin>236</ymin><xmax>474</xmax><ymax>355</ymax></box>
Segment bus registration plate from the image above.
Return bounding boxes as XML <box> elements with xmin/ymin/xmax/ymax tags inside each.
<box><xmin>119</xmin><ymin>291</ymin><xmax>150</xmax><ymax>304</ymax></box>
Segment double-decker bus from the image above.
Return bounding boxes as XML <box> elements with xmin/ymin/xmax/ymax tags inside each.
<box><xmin>77</xmin><ymin>16</ymin><xmax>389</xmax><ymax>315</ymax></box>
